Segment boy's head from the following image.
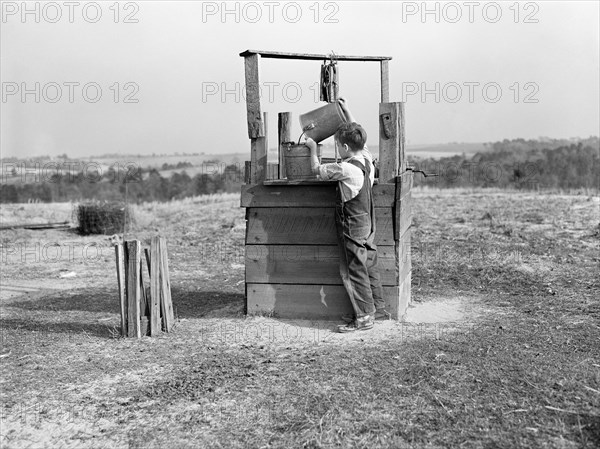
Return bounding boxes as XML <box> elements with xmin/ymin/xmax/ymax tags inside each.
<box><xmin>334</xmin><ymin>122</ymin><xmax>367</xmax><ymax>156</ymax></box>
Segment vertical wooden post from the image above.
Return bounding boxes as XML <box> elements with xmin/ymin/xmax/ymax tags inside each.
<box><xmin>149</xmin><ymin>238</ymin><xmax>161</xmax><ymax>336</ymax></box>
<box><xmin>278</xmin><ymin>112</ymin><xmax>292</xmax><ymax>179</ymax></box>
<box><xmin>244</xmin><ymin>54</ymin><xmax>264</xmax><ymax>138</ymax></box>
<box><xmin>159</xmin><ymin>238</ymin><xmax>174</xmax><ymax>332</ymax></box>
<box><xmin>380</xmin><ymin>60</ymin><xmax>389</xmax><ymax>103</ymax></box>
<box><xmin>115</xmin><ymin>243</ymin><xmax>127</xmax><ymax>337</ymax></box>
<box><xmin>378</xmin><ymin>102</ymin><xmax>405</xmax><ymax>183</ymax></box>
<box><xmin>251</xmin><ymin>112</ymin><xmax>268</xmax><ymax>183</ymax></box>
<box><xmin>245</xmin><ymin>53</ymin><xmax>267</xmax><ymax>184</ymax></box>
<box><xmin>126</xmin><ymin>240</ymin><xmax>142</xmax><ymax>338</ymax></box>
<box><xmin>399</xmin><ymin>103</ymin><xmax>406</xmax><ymax>174</ymax></box>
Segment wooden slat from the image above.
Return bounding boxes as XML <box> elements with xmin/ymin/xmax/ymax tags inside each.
<box><xmin>278</xmin><ymin>112</ymin><xmax>292</xmax><ymax>179</ymax></box>
<box><xmin>246</xmin><ymin>207</ymin><xmax>395</xmax><ymax>246</ymax></box>
<box><xmin>266</xmin><ymin>163</ymin><xmax>279</xmax><ymax>180</ymax></box>
<box><xmin>252</xmin><ymin>284</ymin><xmax>401</xmax><ymax>320</ymax></box>
<box><xmin>149</xmin><ymin>238</ymin><xmax>161</xmax><ymax>336</ymax></box>
<box><xmin>380</xmin><ymin>60</ymin><xmax>389</xmax><ymax>103</ymax></box>
<box><xmin>396</xmin><ymin>171</ymin><xmax>413</xmax><ymax>201</ymax></box>
<box><xmin>397</xmin><ymin>230</ymin><xmax>412</xmax><ymax>286</ymax></box>
<box><xmin>399</xmin><ymin>103</ymin><xmax>407</xmax><ymax>173</ymax></box>
<box><xmin>394</xmin><ymin>172</ymin><xmax>413</xmax><ymax>239</ymax></box>
<box><xmin>139</xmin><ymin>263</ymin><xmax>148</xmax><ymax>320</ymax></box>
<box><xmin>247</xmin><ymin>284</ymin><xmax>400</xmax><ymax>320</ymax></box>
<box><xmin>244</xmin><ymin>161</ymin><xmax>251</xmax><ymax>184</ymax></box>
<box><xmin>398</xmin><ymin>274</ymin><xmax>411</xmax><ymax>317</ymax></box>
<box><xmin>401</xmin><ymin>194</ymin><xmax>413</xmax><ymax>240</ymax></box>
<box><xmin>159</xmin><ymin>238</ymin><xmax>174</xmax><ymax>332</ymax></box>
<box><xmin>245</xmin><ymin>244</ymin><xmax>398</xmax><ymax>286</ymax></box>
<box><xmin>251</xmin><ymin>112</ymin><xmax>268</xmax><ymax>183</ymax></box>
<box><xmin>0</xmin><ymin>221</ymin><xmax>70</xmax><ymax>230</ymax></box>
<box><xmin>240</xmin><ymin>49</ymin><xmax>392</xmax><ymax>62</ymax></box>
<box><xmin>244</xmin><ymin>53</ymin><xmax>264</xmax><ymax>138</ymax></box>
<box><xmin>114</xmin><ymin>243</ymin><xmax>127</xmax><ymax>337</ymax></box>
<box><xmin>126</xmin><ymin>240</ymin><xmax>141</xmax><ymax>338</ymax></box>
<box><xmin>241</xmin><ymin>183</ymin><xmax>396</xmax><ymax>208</ymax></box>
<box><xmin>144</xmin><ymin>248</ymin><xmax>151</xmax><ymax>276</ymax></box>
<box><xmin>378</xmin><ymin>102</ymin><xmax>400</xmax><ymax>183</ymax></box>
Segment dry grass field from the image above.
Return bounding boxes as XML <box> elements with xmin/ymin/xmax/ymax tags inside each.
<box><xmin>0</xmin><ymin>189</ymin><xmax>598</xmax><ymax>448</ymax></box>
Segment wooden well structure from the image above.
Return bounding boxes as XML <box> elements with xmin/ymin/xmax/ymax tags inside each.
<box><xmin>240</xmin><ymin>50</ymin><xmax>413</xmax><ymax>320</ymax></box>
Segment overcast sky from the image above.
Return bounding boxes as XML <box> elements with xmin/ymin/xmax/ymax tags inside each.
<box><xmin>1</xmin><ymin>1</ymin><xmax>599</xmax><ymax>158</ymax></box>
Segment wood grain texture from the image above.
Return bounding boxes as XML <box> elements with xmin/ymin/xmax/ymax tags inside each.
<box><xmin>241</xmin><ymin>183</ymin><xmax>396</xmax><ymax>208</ymax></box>
<box><xmin>159</xmin><ymin>238</ymin><xmax>174</xmax><ymax>332</ymax></box>
<box><xmin>114</xmin><ymin>243</ymin><xmax>127</xmax><ymax>337</ymax></box>
<box><xmin>250</xmin><ymin>112</ymin><xmax>268</xmax><ymax>183</ymax></box>
<box><xmin>378</xmin><ymin>103</ymin><xmax>400</xmax><ymax>183</ymax></box>
<box><xmin>395</xmin><ymin>192</ymin><xmax>413</xmax><ymax>240</ymax></box>
<box><xmin>380</xmin><ymin>60</ymin><xmax>389</xmax><ymax>103</ymax></box>
<box><xmin>149</xmin><ymin>238</ymin><xmax>161</xmax><ymax>336</ymax></box>
<box><xmin>243</xmin><ymin>54</ymin><xmax>264</xmax><ymax>138</ymax></box>
<box><xmin>240</xmin><ymin>49</ymin><xmax>392</xmax><ymax>62</ymax></box>
<box><xmin>278</xmin><ymin>112</ymin><xmax>292</xmax><ymax>179</ymax></box>
<box><xmin>245</xmin><ymin>207</ymin><xmax>394</xmax><ymax>246</ymax></box>
<box><xmin>398</xmin><ymin>274</ymin><xmax>411</xmax><ymax>318</ymax></box>
<box><xmin>246</xmin><ymin>284</ymin><xmax>400</xmax><ymax>320</ymax></box>
<box><xmin>245</xmin><ymin>244</ymin><xmax>398</xmax><ymax>286</ymax></box>
<box><xmin>126</xmin><ymin>240</ymin><xmax>141</xmax><ymax>338</ymax></box>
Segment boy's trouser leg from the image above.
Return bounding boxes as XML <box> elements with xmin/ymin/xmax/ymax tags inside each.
<box><xmin>365</xmin><ymin>235</ymin><xmax>385</xmax><ymax>311</ymax></box>
<box><xmin>337</xmin><ymin>225</ymin><xmax>376</xmax><ymax>318</ymax></box>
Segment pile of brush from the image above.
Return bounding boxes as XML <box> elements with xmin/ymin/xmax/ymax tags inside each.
<box><xmin>74</xmin><ymin>201</ymin><xmax>134</xmax><ymax>235</ymax></box>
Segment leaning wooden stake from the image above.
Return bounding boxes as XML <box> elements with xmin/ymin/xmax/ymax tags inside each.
<box><xmin>126</xmin><ymin>240</ymin><xmax>142</xmax><ymax>338</ymax></box>
<box><xmin>115</xmin><ymin>243</ymin><xmax>127</xmax><ymax>337</ymax></box>
<box><xmin>159</xmin><ymin>238</ymin><xmax>174</xmax><ymax>332</ymax></box>
<box><xmin>149</xmin><ymin>238</ymin><xmax>162</xmax><ymax>336</ymax></box>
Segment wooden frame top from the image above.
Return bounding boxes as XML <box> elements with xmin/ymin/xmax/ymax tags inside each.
<box><xmin>240</xmin><ymin>49</ymin><xmax>392</xmax><ymax>62</ymax></box>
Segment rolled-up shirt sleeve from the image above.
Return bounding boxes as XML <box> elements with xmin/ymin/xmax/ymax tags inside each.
<box><xmin>318</xmin><ymin>163</ymin><xmax>345</xmax><ymax>181</ymax></box>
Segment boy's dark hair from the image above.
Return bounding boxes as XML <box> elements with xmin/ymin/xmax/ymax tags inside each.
<box><xmin>335</xmin><ymin>122</ymin><xmax>367</xmax><ymax>152</ymax></box>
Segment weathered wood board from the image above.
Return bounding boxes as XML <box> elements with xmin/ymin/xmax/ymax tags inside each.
<box><xmin>245</xmin><ymin>244</ymin><xmax>398</xmax><ymax>286</ymax></box>
<box><xmin>246</xmin><ymin>284</ymin><xmax>403</xmax><ymax>320</ymax></box>
<box><xmin>241</xmin><ymin>183</ymin><xmax>396</xmax><ymax>208</ymax></box>
<box><xmin>246</xmin><ymin>207</ymin><xmax>395</xmax><ymax>246</ymax></box>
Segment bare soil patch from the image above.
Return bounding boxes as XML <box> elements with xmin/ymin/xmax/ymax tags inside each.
<box><xmin>1</xmin><ymin>190</ymin><xmax>598</xmax><ymax>448</ymax></box>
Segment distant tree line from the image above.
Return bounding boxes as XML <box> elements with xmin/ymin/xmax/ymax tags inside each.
<box><xmin>408</xmin><ymin>137</ymin><xmax>599</xmax><ymax>189</ymax></box>
<box><xmin>0</xmin><ymin>164</ymin><xmax>244</xmax><ymax>204</ymax></box>
<box><xmin>1</xmin><ymin>138</ymin><xmax>598</xmax><ymax>203</ymax></box>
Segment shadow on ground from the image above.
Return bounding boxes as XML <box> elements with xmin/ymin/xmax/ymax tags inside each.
<box><xmin>0</xmin><ymin>318</ymin><xmax>118</xmax><ymax>340</ymax></box>
<box><xmin>3</xmin><ymin>287</ymin><xmax>245</xmax><ymax>341</ymax></box>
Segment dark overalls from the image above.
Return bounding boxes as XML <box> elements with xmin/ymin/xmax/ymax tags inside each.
<box><xmin>335</xmin><ymin>159</ymin><xmax>385</xmax><ymax>318</ymax></box>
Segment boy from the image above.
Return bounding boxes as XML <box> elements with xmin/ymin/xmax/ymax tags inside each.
<box><xmin>305</xmin><ymin>98</ymin><xmax>390</xmax><ymax>333</ymax></box>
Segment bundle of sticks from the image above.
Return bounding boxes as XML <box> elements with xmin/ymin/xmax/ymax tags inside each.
<box><xmin>114</xmin><ymin>236</ymin><xmax>174</xmax><ymax>338</ymax></box>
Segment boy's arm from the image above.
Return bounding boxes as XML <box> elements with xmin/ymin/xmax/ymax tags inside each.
<box><xmin>306</xmin><ymin>138</ymin><xmax>320</xmax><ymax>176</ymax></box>
<box><xmin>338</xmin><ymin>98</ymin><xmax>355</xmax><ymax>123</ymax></box>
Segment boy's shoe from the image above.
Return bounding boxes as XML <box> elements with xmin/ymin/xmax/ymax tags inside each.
<box><xmin>374</xmin><ymin>309</ymin><xmax>392</xmax><ymax>321</ymax></box>
<box><xmin>337</xmin><ymin>315</ymin><xmax>374</xmax><ymax>333</ymax></box>
<box><xmin>341</xmin><ymin>309</ymin><xmax>391</xmax><ymax>323</ymax></box>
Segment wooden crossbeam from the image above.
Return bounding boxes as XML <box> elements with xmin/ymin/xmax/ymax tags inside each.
<box><xmin>240</xmin><ymin>50</ymin><xmax>392</xmax><ymax>62</ymax></box>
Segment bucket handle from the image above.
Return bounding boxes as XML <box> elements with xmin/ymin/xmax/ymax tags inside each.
<box><xmin>297</xmin><ymin>123</ymin><xmax>316</xmax><ymax>145</ymax></box>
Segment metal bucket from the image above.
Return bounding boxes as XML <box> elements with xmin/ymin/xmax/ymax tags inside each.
<box><xmin>283</xmin><ymin>143</ymin><xmax>322</xmax><ymax>180</ymax></box>
<box><xmin>299</xmin><ymin>101</ymin><xmax>349</xmax><ymax>143</ymax></box>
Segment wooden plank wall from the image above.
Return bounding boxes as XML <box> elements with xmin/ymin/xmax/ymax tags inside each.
<box><xmin>244</xmin><ymin>181</ymin><xmax>412</xmax><ymax>320</ymax></box>
<box><xmin>396</xmin><ymin>171</ymin><xmax>413</xmax><ymax>320</ymax></box>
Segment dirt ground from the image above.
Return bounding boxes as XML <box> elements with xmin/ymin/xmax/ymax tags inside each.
<box><xmin>1</xmin><ymin>189</ymin><xmax>598</xmax><ymax>448</ymax></box>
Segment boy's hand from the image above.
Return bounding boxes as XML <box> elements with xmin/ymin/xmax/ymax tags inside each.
<box><xmin>305</xmin><ymin>137</ymin><xmax>317</xmax><ymax>152</ymax></box>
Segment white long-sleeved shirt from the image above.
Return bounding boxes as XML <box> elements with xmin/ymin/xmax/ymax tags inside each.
<box><xmin>317</xmin><ymin>147</ymin><xmax>376</xmax><ymax>202</ymax></box>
